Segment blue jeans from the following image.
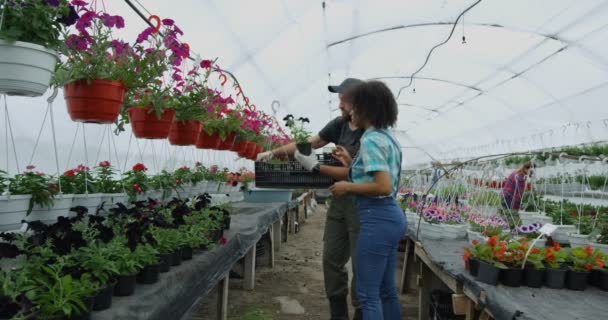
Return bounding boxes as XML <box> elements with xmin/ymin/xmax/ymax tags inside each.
<box><xmin>355</xmin><ymin>196</ymin><xmax>406</xmax><ymax>320</ymax></box>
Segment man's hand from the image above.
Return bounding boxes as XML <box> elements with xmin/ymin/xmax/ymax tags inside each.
<box><xmin>294</xmin><ymin>150</ymin><xmax>319</xmax><ymax>171</ymax></box>
<box><xmin>256</xmin><ymin>151</ymin><xmax>273</xmax><ymax>162</ymax></box>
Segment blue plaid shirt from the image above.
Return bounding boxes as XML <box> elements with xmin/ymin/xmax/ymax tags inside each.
<box><xmin>349</xmin><ymin>128</ymin><xmax>402</xmax><ymax>197</ymax></box>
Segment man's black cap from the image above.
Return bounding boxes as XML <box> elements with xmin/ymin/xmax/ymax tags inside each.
<box><xmin>328</xmin><ymin>78</ymin><xmax>363</xmax><ymax>93</ymax></box>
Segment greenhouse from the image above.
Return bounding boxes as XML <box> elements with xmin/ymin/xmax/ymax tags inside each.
<box><xmin>1</xmin><ymin>0</ymin><xmax>608</xmax><ymax>320</ymax></box>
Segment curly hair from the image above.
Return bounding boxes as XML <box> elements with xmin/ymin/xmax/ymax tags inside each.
<box><xmin>342</xmin><ymin>80</ymin><xmax>398</xmax><ymax>129</ymax></box>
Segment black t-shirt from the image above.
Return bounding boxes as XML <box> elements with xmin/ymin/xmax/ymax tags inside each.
<box><xmin>318</xmin><ymin>117</ymin><xmax>365</xmax><ymax>158</ymax></box>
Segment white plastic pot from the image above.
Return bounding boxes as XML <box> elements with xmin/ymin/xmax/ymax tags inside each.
<box><xmin>0</xmin><ymin>194</ymin><xmax>33</xmax><ymax>231</ymax></box>
<box><xmin>405</xmin><ymin>211</ymin><xmax>419</xmax><ymax>228</ymax></box>
<box><xmin>467</xmin><ymin>229</ymin><xmax>487</xmax><ymax>245</ymax></box>
<box><xmin>71</xmin><ymin>193</ymin><xmax>103</xmax><ymax>215</ymax></box>
<box><xmin>442</xmin><ymin>224</ymin><xmax>467</xmax><ymax>239</ymax></box>
<box><xmin>551</xmin><ymin>225</ymin><xmax>577</xmax><ymax>244</ymax></box>
<box><xmin>519</xmin><ymin>212</ymin><xmax>553</xmax><ymax>225</ymax></box>
<box><xmin>420</xmin><ymin>222</ymin><xmax>443</xmax><ymax>240</ymax></box>
<box><xmin>206</xmin><ymin>182</ymin><xmax>220</xmax><ymax>194</ymax></box>
<box><xmin>100</xmin><ymin>193</ymin><xmax>129</xmax><ymax>209</ymax></box>
<box><xmin>0</xmin><ymin>40</ymin><xmax>58</xmax><ymax>97</ymax></box>
<box><xmin>531</xmin><ymin>238</ymin><xmax>547</xmax><ymax>248</ymax></box>
<box><xmin>568</xmin><ymin>233</ymin><xmax>591</xmax><ymax>248</ymax></box>
<box><xmin>27</xmin><ymin>194</ymin><xmax>73</xmax><ymax>224</ymax></box>
<box><xmin>590</xmin><ymin>242</ymin><xmax>608</xmax><ymax>254</ymax></box>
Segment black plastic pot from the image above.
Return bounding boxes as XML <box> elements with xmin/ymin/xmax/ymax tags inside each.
<box><xmin>114</xmin><ymin>274</ymin><xmax>137</xmax><ymax>296</ymax></box>
<box><xmin>93</xmin><ymin>280</ymin><xmax>116</xmax><ymax>311</ymax></box>
<box><xmin>501</xmin><ymin>267</ymin><xmax>523</xmax><ymax>287</ymax></box>
<box><xmin>524</xmin><ymin>267</ymin><xmax>544</xmax><ymax>288</ymax></box>
<box><xmin>566</xmin><ymin>270</ymin><xmax>589</xmax><ymax>291</ymax></box>
<box><xmin>181</xmin><ymin>246</ymin><xmax>193</xmax><ymax>260</ymax></box>
<box><xmin>137</xmin><ymin>263</ymin><xmax>161</xmax><ymax>284</ymax></box>
<box><xmin>223</xmin><ymin>215</ymin><xmax>231</xmax><ymax>230</ymax></box>
<box><xmin>589</xmin><ymin>269</ymin><xmax>601</xmax><ymax>286</ymax></box>
<box><xmin>600</xmin><ymin>270</ymin><xmax>608</xmax><ymax>291</ymax></box>
<box><xmin>158</xmin><ymin>253</ymin><xmax>172</xmax><ymax>273</ymax></box>
<box><xmin>469</xmin><ymin>258</ymin><xmax>479</xmax><ymax>277</ymax></box>
<box><xmin>476</xmin><ymin>260</ymin><xmax>500</xmax><ymax>285</ymax></box>
<box><xmin>545</xmin><ymin>268</ymin><xmax>567</xmax><ymax>289</ymax></box>
<box><xmin>0</xmin><ymin>295</ymin><xmax>20</xmax><ymax>319</ymax></box>
<box><xmin>69</xmin><ymin>296</ymin><xmax>94</xmax><ymax>320</ymax></box>
<box><xmin>296</xmin><ymin>143</ymin><xmax>312</xmax><ymax>156</ymax></box>
<box><xmin>171</xmin><ymin>248</ymin><xmax>183</xmax><ymax>266</ymax></box>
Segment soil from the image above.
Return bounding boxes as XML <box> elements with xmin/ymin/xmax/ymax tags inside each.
<box><xmin>190</xmin><ymin>204</ymin><xmax>418</xmax><ymax>320</ymax></box>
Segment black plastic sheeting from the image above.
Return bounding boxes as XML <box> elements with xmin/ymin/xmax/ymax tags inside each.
<box><xmin>93</xmin><ymin>201</ymin><xmax>289</xmax><ymax>320</ymax></box>
<box><xmin>411</xmin><ymin>233</ymin><xmax>608</xmax><ymax>320</ymax></box>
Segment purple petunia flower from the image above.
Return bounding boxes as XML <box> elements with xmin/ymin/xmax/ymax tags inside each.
<box><xmin>45</xmin><ymin>0</ymin><xmax>60</xmax><ymax>7</ymax></box>
<box><xmin>162</xmin><ymin>18</ymin><xmax>174</xmax><ymax>26</ymax></box>
<box><xmin>136</xmin><ymin>27</ymin><xmax>155</xmax><ymax>43</ymax></box>
<box><xmin>57</xmin><ymin>5</ymin><xmax>79</xmax><ymax>26</ymax></box>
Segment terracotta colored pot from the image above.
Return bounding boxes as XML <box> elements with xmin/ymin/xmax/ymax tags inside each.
<box><xmin>233</xmin><ymin>140</ymin><xmax>249</xmax><ymax>154</ymax></box>
<box><xmin>196</xmin><ymin>129</ymin><xmax>221</xmax><ymax>149</ymax></box>
<box><xmin>168</xmin><ymin>120</ymin><xmax>201</xmax><ymax>146</ymax></box>
<box><xmin>217</xmin><ymin>132</ymin><xmax>236</xmax><ymax>150</ymax></box>
<box><xmin>64</xmin><ymin>79</ymin><xmax>126</xmax><ymax>123</ymax></box>
<box><xmin>245</xmin><ymin>141</ymin><xmax>257</xmax><ymax>160</ymax></box>
<box><xmin>127</xmin><ymin>107</ymin><xmax>175</xmax><ymax>139</ymax></box>
<box><xmin>255</xmin><ymin>145</ymin><xmax>263</xmax><ymax>156</ymax></box>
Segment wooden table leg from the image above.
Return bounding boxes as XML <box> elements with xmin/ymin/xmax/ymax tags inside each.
<box><xmin>243</xmin><ymin>246</ymin><xmax>256</xmax><ymax>290</ymax></box>
<box><xmin>400</xmin><ymin>239</ymin><xmax>413</xmax><ymax>294</ymax></box>
<box><xmin>418</xmin><ymin>261</ymin><xmax>432</xmax><ymax>320</ymax></box>
<box><xmin>272</xmin><ymin>219</ymin><xmax>282</xmax><ymax>252</ymax></box>
<box><xmin>216</xmin><ymin>275</ymin><xmax>229</xmax><ymax>320</ymax></box>
<box><xmin>465</xmin><ymin>298</ymin><xmax>477</xmax><ymax>320</ymax></box>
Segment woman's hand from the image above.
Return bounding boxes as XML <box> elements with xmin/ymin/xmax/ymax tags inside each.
<box><xmin>332</xmin><ymin>145</ymin><xmax>352</xmax><ymax>167</ymax></box>
<box><xmin>329</xmin><ymin>181</ymin><xmax>352</xmax><ymax>196</ymax></box>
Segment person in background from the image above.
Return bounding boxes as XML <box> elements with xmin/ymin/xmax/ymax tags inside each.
<box><xmin>500</xmin><ymin>161</ymin><xmax>534</xmax><ymax>211</ymax></box>
<box><xmin>295</xmin><ymin>80</ymin><xmax>405</xmax><ymax>319</ymax></box>
<box><xmin>257</xmin><ymin>78</ymin><xmax>365</xmax><ymax>320</ymax></box>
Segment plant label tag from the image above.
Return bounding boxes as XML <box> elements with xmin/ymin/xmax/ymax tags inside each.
<box><xmin>19</xmin><ymin>222</ymin><xmax>28</xmax><ymax>233</ymax></box>
<box><xmin>539</xmin><ymin>223</ymin><xmax>557</xmax><ymax>236</ymax></box>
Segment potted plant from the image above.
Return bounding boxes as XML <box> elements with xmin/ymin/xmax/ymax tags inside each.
<box><xmin>53</xmin><ymin>3</ymin><xmax>141</xmax><ymax>123</ymax></box>
<box><xmin>61</xmin><ymin>164</ymin><xmax>104</xmax><ymax>214</ymax></box>
<box><xmin>283</xmin><ymin>114</ymin><xmax>312</xmax><ymax>155</ymax></box>
<box><xmin>568</xmin><ymin>215</ymin><xmax>594</xmax><ymax>248</ymax></box>
<box><xmin>474</xmin><ymin>236</ymin><xmax>506</xmax><ymax>285</ymax></box>
<box><xmin>71</xmin><ymin>240</ymin><xmax>118</xmax><ymax>311</ymax></box>
<box><xmin>94</xmin><ymin>161</ymin><xmax>128</xmax><ymax>208</ymax></box>
<box><xmin>419</xmin><ymin>205</ymin><xmax>445</xmax><ymax>240</ymax></box>
<box><xmin>149</xmin><ymin>170</ymin><xmax>177</xmax><ymax>200</ymax></box>
<box><xmin>514</xmin><ymin>222</ymin><xmax>547</xmax><ymax>248</ymax></box>
<box><xmin>7</xmin><ymin>166</ymin><xmax>73</xmax><ymax>226</ymax></box>
<box><xmin>108</xmin><ymin>238</ymin><xmax>144</xmax><ymax>296</ymax></box>
<box><xmin>151</xmin><ymin>226</ymin><xmax>182</xmax><ymax>271</ymax></box>
<box><xmin>566</xmin><ymin>245</ymin><xmax>595</xmax><ymax>290</ymax></box>
<box><xmin>121</xmin><ymin>19</ymin><xmax>189</xmax><ymax>139</ymax></box>
<box><xmin>524</xmin><ymin>246</ymin><xmax>545</xmax><ymax>288</ymax></box>
<box><xmin>0</xmin><ymin>0</ymin><xmax>75</xmax><ymax>96</ymax></box>
<box><xmin>199</xmin><ymin>99</ymin><xmax>241</xmax><ymax>151</ymax></box>
<box><xmin>168</xmin><ymin>61</ymin><xmax>212</xmax><ymax>146</ymax></box>
<box><xmin>463</xmin><ymin>240</ymin><xmax>481</xmax><ymax>277</ymax></box>
<box><xmin>544</xmin><ymin>243</ymin><xmax>569</xmax><ymax>289</ymax></box>
<box><xmin>591</xmin><ymin>213</ymin><xmax>608</xmax><ymax>254</ymax></box>
<box><xmin>496</xmin><ymin>239</ymin><xmax>527</xmax><ymax>287</ymax></box>
<box><xmin>122</xmin><ymin>163</ymin><xmax>149</xmax><ymax>202</ymax></box>
<box><xmin>134</xmin><ymin>244</ymin><xmax>160</xmax><ymax>285</ymax></box>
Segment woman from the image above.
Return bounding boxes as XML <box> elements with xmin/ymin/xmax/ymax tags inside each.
<box><xmin>311</xmin><ymin>80</ymin><xmax>405</xmax><ymax>319</ymax></box>
<box><xmin>500</xmin><ymin>161</ymin><xmax>533</xmax><ymax>211</ymax></box>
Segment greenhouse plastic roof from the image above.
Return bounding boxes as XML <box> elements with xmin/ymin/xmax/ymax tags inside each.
<box><xmin>3</xmin><ymin>0</ymin><xmax>608</xmax><ymax>172</ymax></box>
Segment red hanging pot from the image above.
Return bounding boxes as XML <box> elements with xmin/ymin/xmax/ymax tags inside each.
<box><xmin>168</xmin><ymin>120</ymin><xmax>201</xmax><ymax>146</ymax></box>
<box><xmin>64</xmin><ymin>79</ymin><xmax>126</xmax><ymax>123</ymax></box>
<box><xmin>127</xmin><ymin>107</ymin><xmax>175</xmax><ymax>139</ymax></box>
<box><xmin>196</xmin><ymin>128</ymin><xmax>221</xmax><ymax>149</ymax></box>
<box><xmin>245</xmin><ymin>141</ymin><xmax>257</xmax><ymax>160</ymax></box>
<box><xmin>217</xmin><ymin>132</ymin><xmax>236</xmax><ymax>150</ymax></box>
<box><xmin>233</xmin><ymin>140</ymin><xmax>249</xmax><ymax>154</ymax></box>
<box><xmin>255</xmin><ymin>145</ymin><xmax>263</xmax><ymax>156</ymax></box>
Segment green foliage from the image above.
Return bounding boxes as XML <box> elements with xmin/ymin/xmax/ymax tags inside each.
<box><xmin>70</xmin><ymin>241</ymin><xmax>118</xmax><ymax>286</ymax></box>
<box><xmin>107</xmin><ymin>238</ymin><xmax>144</xmax><ymax>275</ymax></box>
<box><xmin>151</xmin><ymin>227</ymin><xmax>187</xmax><ymax>254</ymax></box>
<box><xmin>469</xmin><ymin>190</ymin><xmax>501</xmax><ymax>207</ymax></box>
<box><xmin>0</xmin><ymin>0</ymin><xmax>71</xmax><ymax>49</ymax></box>
<box><xmin>9</xmin><ymin>169</ymin><xmax>58</xmax><ymax>214</ymax></box>
<box><xmin>283</xmin><ymin>115</ymin><xmax>311</xmax><ymax>144</ymax></box>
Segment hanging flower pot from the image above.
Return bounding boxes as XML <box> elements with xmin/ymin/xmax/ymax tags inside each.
<box><xmin>255</xmin><ymin>145</ymin><xmax>263</xmax><ymax>156</ymax></box>
<box><xmin>245</xmin><ymin>141</ymin><xmax>258</xmax><ymax>160</ymax></box>
<box><xmin>0</xmin><ymin>195</ymin><xmax>32</xmax><ymax>232</ymax></box>
<box><xmin>127</xmin><ymin>107</ymin><xmax>175</xmax><ymax>139</ymax></box>
<box><xmin>168</xmin><ymin>120</ymin><xmax>201</xmax><ymax>146</ymax></box>
<box><xmin>0</xmin><ymin>40</ymin><xmax>58</xmax><ymax>97</ymax></box>
<box><xmin>196</xmin><ymin>129</ymin><xmax>221</xmax><ymax>149</ymax></box>
<box><xmin>230</xmin><ymin>138</ymin><xmax>245</xmax><ymax>152</ymax></box>
<box><xmin>64</xmin><ymin>80</ymin><xmax>126</xmax><ymax>123</ymax></box>
<box><xmin>232</xmin><ymin>140</ymin><xmax>249</xmax><ymax>154</ymax></box>
<box><xmin>217</xmin><ymin>132</ymin><xmax>236</xmax><ymax>150</ymax></box>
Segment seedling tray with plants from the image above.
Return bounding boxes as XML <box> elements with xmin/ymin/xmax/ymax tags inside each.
<box><xmin>254</xmin><ymin>153</ymin><xmax>342</xmax><ymax>189</ymax></box>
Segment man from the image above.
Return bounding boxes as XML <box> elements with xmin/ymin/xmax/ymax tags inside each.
<box><xmin>257</xmin><ymin>78</ymin><xmax>365</xmax><ymax>320</ymax></box>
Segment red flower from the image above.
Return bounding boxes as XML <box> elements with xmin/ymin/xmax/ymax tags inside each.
<box><xmin>132</xmin><ymin>183</ymin><xmax>143</xmax><ymax>193</ymax></box>
<box><xmin>176</xmin><ymin>179</ymin><xmax>183</xmax><ymax>185</ymax></box>
<box><xmin>488</xmin><ymin>235</ymin><xmax>498</xmax><ymax>247</ymax></box>
<box><xmin>530</xmin><ymin>248</ymin><xmax>539</xmax><ymax>254</ymax></box>
<box><xmin>48</xmin><ymin>183</ymin><xmax>59</xmax><ymax>191</ymax></box>
<box><xmin>219</xmin><ymin>236</ymin><xmax>227</xmax><ymax>246</ymax></box>
<box><xmin>200</xmin><ymin>59</ymin><xmax>212</xmax><ymax>69</ymax></box>
<box><xmin>64</xmin><ymin>170</ymin><xmax>76</xmax><ymax>177</ymax></box>
<box><xmin>553</xmin><ymin>242</ymin><xmax>561</xmax><ymax>251</ymax></box>
<box><xmin>195</xmin><ymin>161</ymin><xmax>202</xmax><ymax>166</ymax></box>
<box><xmin>471</xmin><ymin>240</ymin><xmax>479</xmax><ymax>245</ymax></box>
<box><xmin>26</xmin><ymin>165</ymin><xmax>36</xmax><ymax>170</ymax></box>
<box><xmin>75</xmin><ymin>164</ymin><xmax>90</xmax><ymax>172</ymax></box>
<box><xmin>99</xmin><ymin>161</ymin><xmax>111</xmax><ymax>167</ymax></box>
<box><xmin>133</xmin><ymin>163</ymin><xmax>147</xmax><ymax>172</ymax></box>
<box><xmin>584</xmin><ymin>263</ymin><xmax>593</xmax><ymax>272</ymax></box>
<box><xmin>585</xmin><ymin>245</ymin><xmax>593</xmax><ymax>256</ymax></box>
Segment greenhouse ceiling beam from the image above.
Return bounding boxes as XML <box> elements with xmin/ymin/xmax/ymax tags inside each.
<box><xmin>371</xmin><ymin>76</ymin><xmax>482</xmax><ymax>92</ymax></box>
